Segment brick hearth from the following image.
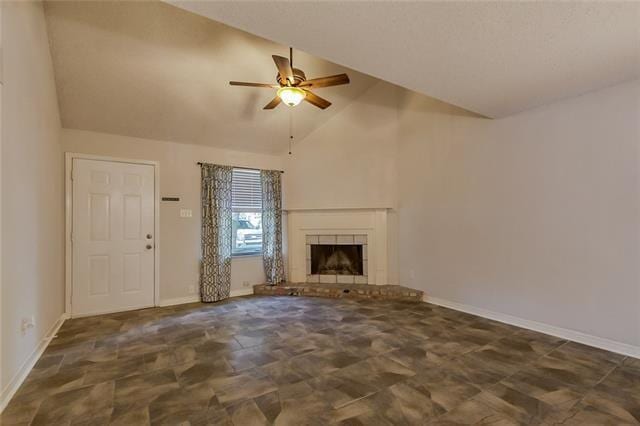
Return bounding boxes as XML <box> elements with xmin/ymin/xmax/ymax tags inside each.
<box><xmin>253</xmin><ymin>283</ymin><xmax>423</xmax><ymax>302</ymax></box>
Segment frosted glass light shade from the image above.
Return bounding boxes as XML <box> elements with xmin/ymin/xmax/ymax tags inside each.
<box><xmin>277</xmin><ymin>87</ymin><xmax>306</xmax><ymax>106</ymax></box>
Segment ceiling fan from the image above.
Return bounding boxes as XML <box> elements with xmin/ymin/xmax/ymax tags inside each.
<box><xmin>230</xmin><ymin>48</ymin><xmax>350</xmax><ymax>110</ymax></box>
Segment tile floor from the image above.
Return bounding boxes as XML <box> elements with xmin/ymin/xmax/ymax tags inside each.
<box><xmin>2</xmin><ymin>296</ymin><xmax>638</xmax><ymax>425</ymax></box>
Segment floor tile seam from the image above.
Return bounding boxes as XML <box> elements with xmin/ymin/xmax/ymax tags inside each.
<box><xmin>543</xmin><ymin>345</ymin><xmax>626</xmax><ymax>379</ymax></box>
<box><xmin>456</xmin><ymin>344</ymin><xmax>553</xmax><ymax>395</ymax></box>
<box><xmin>472</xmin><ymin>330</ymin><xmax>520</xmax><ymax>353</ymax></box>
<box><xmin>570</xmin><ymin>393</ymin><xmax>638</xmax><ymax>426</ymax></box>
<box><xmin>45</xmin><ymin>339</ymin><xmax>98</xmax><ymax>358</ymax></box>
<box><xmin>3</xmin><ymin>398</ymin><xmax>43</xmax><ymax>426</ymax></box>
<box><xmin>544</xmin><ymin>340</ymin><xmax>571</xmax><ymax>359</ymax></box>
<box><xmin>468</xmin><ymin>392</ymin><xmax>528</xmax><ymax>424</ymax></box>
<box><xmin>330</xmin><ymin>390</ymin><xmax>379</xmax><ymax>410</ymax></box>
<box><xmin>490</xmin><ymin>351</ymin><xmax>619</xmax><ymax>424</ymax></box>
<box><xmin>78</xmin><ymin>357</ymin><xmax>189</xmax><ymax>389</ymax></box>
<box><xmin>417</xmin><ymin>382</ymin><xmax>501</xmax><ymax>423</ymax></box>
<box><xmin>397</xmin><ymin>370</ymin><xmax>487</xmax><ymax>421</ymax></box>
<box><xmin>501</xmin><ymin>337</ymin><xmax>576</xmax><ymax>381</ymax></box>
<box><xmin>29</xmin><ymin>400</ymin><xmax>46</xmax><ymax>426</ymax></box>
<box><xmin>481</xmin><ymin>333</ymin><xmax>575</xmax><ymax>382</ymax></box>
<box><xmin>586</xmin><ymin>362</ymin><xmax>620</xmax><ymax>393</ymax></box>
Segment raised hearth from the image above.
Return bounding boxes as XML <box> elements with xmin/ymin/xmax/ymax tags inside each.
<box><xmin>253</xmin><ymin>283</ymin><xmax>423</xmax><ymax>302</ymax></box>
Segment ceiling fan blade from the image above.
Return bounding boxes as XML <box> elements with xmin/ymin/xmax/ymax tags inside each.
<box><xmin>230</xmin><ymin>81</ymin><xmax>279</xmax><ymax>88</ymax></box>
<box><xmin>263</xmin><ymin>96</ymin><xmax>282</xmax><ymax>110</ymax></box>
<box><xmin>303</xmin><ymin>90</ymin><xmax>331</xmax><ymax>109</ymax></box>
<box><xmin>299</xmin><ymin>73</ymin><xmax>350</xmax><ymax>89</ymax></box>
<box><xmin>273</xmin><ymin>55</ymin><xmax>294</xmax><ymax>84</ymax></box>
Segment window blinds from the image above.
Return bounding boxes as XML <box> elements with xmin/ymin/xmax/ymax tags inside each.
<box><xmin>232</xmin><ymin>168</ymin><xmax>262</xmax><ymax>211</ymax></box>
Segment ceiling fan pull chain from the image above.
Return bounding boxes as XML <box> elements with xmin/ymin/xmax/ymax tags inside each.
<box><xmin>289</xmin><ymin>109</ymin><xmax>294</xmax><ymax>155</ymax></box>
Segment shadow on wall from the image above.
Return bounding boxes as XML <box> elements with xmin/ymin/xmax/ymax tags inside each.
<box><xmin>396</xmin><ymin>87</ymin><xmax>488</xmax><ymax>119</ymax></box>
<box><xmin>337</xmin><ymin>80</ymin><xmax>488</xmax><ymax>132</ymax></box>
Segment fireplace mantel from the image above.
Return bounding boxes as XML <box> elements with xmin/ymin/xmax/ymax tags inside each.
<box><xmin>287</xmin><ymin>209</ymin><xmax>389</xmax><ymax>285</ymax></box>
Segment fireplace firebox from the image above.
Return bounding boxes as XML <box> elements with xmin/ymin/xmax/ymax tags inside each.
<box><xmin>311</xmin><ymin>244</ymin><xmax>363</xmax><ymax>275</ymax></box>
<box><xmin>306</xmin><ymin>234</ymin><xmax>368</xmax><ymax>284</ymax></box>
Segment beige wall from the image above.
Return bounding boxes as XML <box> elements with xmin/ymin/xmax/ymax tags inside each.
<box><xmin>61</xmin><ymin>129</ymin><xmax>284</xmax><ymax>302</ymax></box>
<box><xmin>283</xmin><ymin>81</ymin><xmax>399</xmax><ymax>211</ymax></box>
<box><xmin>0</xmin><ymin>0</ymin><xmax>4</xmax><ymax>401</ymax></box>
<box><xmin>1</xmin><ymin>0</ymin><xmax>64</xmax><ymax>395</ymax></box>
<box><xmin>282</xmin><ymin>81</ymin><xmax>400</xmax><ymax>284</ymax></box>
<box><xmin>397</xmin><ymin>80</ymin><xmax>640</xmax><ymax>347</ymax></box>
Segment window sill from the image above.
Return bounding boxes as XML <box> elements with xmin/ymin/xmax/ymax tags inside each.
<box><xmin>232</xmin><ymin>253</ymin><xmax>263</xmax><ymax>259</ymax></box>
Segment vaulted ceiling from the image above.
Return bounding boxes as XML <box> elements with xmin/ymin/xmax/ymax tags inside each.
<box><xmin>43</xmin><ymin>1</ymin><xmax>378</xmax><ymax>154</ymax></box>
<box><xmin>171</xmin><ymin>1</ymin><xmax>640</xmax><ymax>118</ymax></box>
<box><xmin>44</xmin><ymin>1</ymin><xmax>640</xmax><ymax>155</ymax></box>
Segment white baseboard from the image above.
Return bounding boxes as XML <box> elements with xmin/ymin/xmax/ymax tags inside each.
<box><xmin>70</xmin><ymin>304</ymin><xmax>155</xmax><ymax>318</ymax></box>
<box><xmin>424</xmin><ymin>295</ymin><xmax>640</xmax><ymax>359</ymax></box>
<box><xmin>0</xmin><ymin>313</ymin><xmax>69</xmax><ymax>413</ymax></box>
<box><xmin>158</xmin><ymin>288</ymin><xmax>254</xmax><ymax>307</ymax></box>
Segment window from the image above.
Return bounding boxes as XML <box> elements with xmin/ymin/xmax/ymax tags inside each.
<box><xmin>232</xmin><ymin>168</ymin><xmax>262</xmax><ymax>256</ymax></box>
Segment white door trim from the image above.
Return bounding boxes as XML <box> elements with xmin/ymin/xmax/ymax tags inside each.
<box><xmin>65</xmin><ymin>152</ymin><xmax>160</xmax><ymax>317</ymax></box>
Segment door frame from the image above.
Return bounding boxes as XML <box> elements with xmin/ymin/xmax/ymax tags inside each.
<box><xmin>65</xmin><ymin>152</ymin><xmax>160</xmax><ymax>317</ymax></box>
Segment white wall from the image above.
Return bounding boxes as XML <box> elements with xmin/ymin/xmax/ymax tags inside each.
<box><xmin>397</xmin><ymin>80</ymin><xmax>640</xmax><ymax>348</ymax></box>
<box><xmin>61</xmin><ymin>129</ymin><xmax>284</xmax><ymax>302</ymax></box>
<box><xmin>1</xmin><ymin>0</ymin><xmax>64</xmax><ymax>399</ymax></box>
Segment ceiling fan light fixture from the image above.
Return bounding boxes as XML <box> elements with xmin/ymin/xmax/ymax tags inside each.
<box><xmin>277</xmin><ymin>86</ymin><xmax>306</xmax><ymax>107</ymax></box>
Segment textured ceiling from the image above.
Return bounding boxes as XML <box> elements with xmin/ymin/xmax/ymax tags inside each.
<box><xmin>43</xmin><ymin>1</ymin><xmax>378</xmax><ymax>154</ymax></box>
<box><xmin>170</xmin><ymin>1</ymin><xmax>640</xmax><ymax>118</ymax></box>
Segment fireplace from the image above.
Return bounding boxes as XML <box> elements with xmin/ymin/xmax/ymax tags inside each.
<box><xmin>306</xmin><ymin>235</ymin><xmax>368</xmax><ymax>284</ymax></box>
<box><xmin>311</xmin><ymin>244</ymin><xmax>363</xmax><ymax>275</ymax></box>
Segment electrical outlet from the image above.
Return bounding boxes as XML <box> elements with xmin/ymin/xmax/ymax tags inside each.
<box><xmin>21</xmin><ymin>316</ymin><xmax>35</xmax><ymax>334</ymax></box>
<box><xmin>180</xmin><ymin>209</ymin><xmax>192</xmax><ymax>218</ymax></box>
<box><xmin>409</xmin><ymin>270</ymin><xmax>415</xmax><ymax>282</ymax></box>
<box><xmin>188</xmin><ymin>285</ymin><xmax>196</xmax><ymax>294</ymax></box>
<box><xmin>242</xmin><ymin>281</ymin><xmax>251</xmax><ymax>288</ymax></box>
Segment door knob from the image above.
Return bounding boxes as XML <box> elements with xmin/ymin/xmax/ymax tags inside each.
<box><xmin>146</xmin><ymin>244</ymin><xmax>153</xmax><ymax>250</ymax></box>
<box><xmin>146</xmin><ymin>234</ymin><xmax>153</xmax><ymax>239</ymax></box>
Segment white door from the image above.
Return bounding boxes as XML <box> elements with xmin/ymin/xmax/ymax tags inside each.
<box><xmin>72</xmin><ymin>158</ymin><xmax>155</xmax><ymax>316</ymax></box>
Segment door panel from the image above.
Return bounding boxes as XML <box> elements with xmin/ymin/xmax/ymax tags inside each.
<box><xmin>123</xmin><ymin>253</ymin><xmax>142</xmax><ymax>292</ymax></box>
<box><xmin>72</xmin><ymin>158</ymin><xmax>155</xmax><ymax>316</ymax></box>
<box><xmin>123</xmin><ymin>195</ymin><xmax>142</xmax><ymax>239</ymax></box>
<box><xmin>89</xmin><ymin>193</ymin><xmax>110</xmax><ymax>240</ymax></box>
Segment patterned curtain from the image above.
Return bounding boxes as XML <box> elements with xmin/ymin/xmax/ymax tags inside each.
<box><xmin>200</xmin><ymin>164</ymin><xmax>233</xmax><ymax>302</ymax></box>
<box><xmin>261</xmin><ymin>170</ymin><xmax>285</xmax><ymax>284</ymax></box>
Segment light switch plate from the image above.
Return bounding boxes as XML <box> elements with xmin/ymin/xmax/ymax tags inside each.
<box><xmin>180</xmin><ymin>209</ymin><xmax>192</xmax><ymax>218</ymax></box>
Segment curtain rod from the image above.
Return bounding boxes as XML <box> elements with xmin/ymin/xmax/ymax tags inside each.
<box><xmin>196</xmin><ymin>162</ymin><xmax>284</xmax><ymax>174</ymax></box>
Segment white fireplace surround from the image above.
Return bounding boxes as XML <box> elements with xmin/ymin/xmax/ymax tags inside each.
<box><xmin>287</xmin><ymin>209</ymin><xmax>389</xmax><ymax>285</ymax></box>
